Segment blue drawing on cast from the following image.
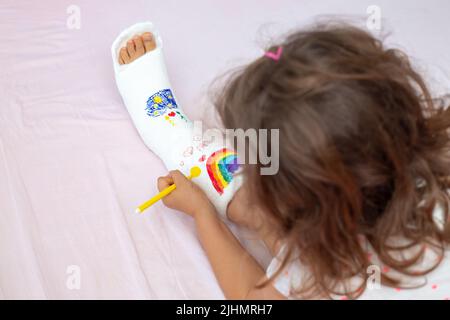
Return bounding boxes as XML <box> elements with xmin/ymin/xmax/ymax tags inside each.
<box><xmin>145</xmin><ymin>89</ymin><xmax>178</xmax><ymax>117</ymax></box>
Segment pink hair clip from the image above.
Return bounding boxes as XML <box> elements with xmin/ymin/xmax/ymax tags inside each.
<box><xmin>264</xmin><ymin>46</ymin><xmax>283</xmax><ymax>61</ymax></box>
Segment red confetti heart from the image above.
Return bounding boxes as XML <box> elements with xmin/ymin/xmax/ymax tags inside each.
<box><xmin>168</xmin><ymin>111</ymin><xmax>176</xmax><ymax>117</ymax></box>
<box><xmin>432</xmin><ymin>284</ymin><xmax>438</xmax><ymax>290</ymax></box>
<box><xmin>199</xmin><ymin>155</ymin><xmax>206</xmax><ymax>162</ymax></box>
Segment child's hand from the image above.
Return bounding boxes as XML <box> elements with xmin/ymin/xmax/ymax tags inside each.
<box><xmin>157</xmin><ymin>170</ymin><xmax>213</xmax><ymax>217</ymax></box>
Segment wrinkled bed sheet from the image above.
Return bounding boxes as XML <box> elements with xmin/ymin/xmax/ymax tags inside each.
<box><xmin>1</xmin><ymin>0</ymin><xmax>449</xmax><ymax>299</ymax></box>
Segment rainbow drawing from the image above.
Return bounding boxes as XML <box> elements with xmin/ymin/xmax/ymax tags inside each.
<box><xmin>206</xmin><ymin>148</ymin><xmax>239</xmax><ymax>195</ymax></box>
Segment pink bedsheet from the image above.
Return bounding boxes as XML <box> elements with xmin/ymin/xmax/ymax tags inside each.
<box><xmin>1</xmin><ymin>0</ymin><xmax>449</xmax><ymax>299</ymax></box>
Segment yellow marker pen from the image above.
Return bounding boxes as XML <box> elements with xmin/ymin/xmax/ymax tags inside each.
<box><xmin>135</xmin><ymin>166</ymin><xmax>201</xmax><ymax>214</ymax></box>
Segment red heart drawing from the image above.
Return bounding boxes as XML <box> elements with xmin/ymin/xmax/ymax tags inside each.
<box><xmin>168</xmin><ymin>111</ymin><xmax>176</xmax><ymax>117</ymax></box>
<box><xmin>199</xmin><ymin>155</ymin><xmax>206</xmax><ymax>162</ymax></box>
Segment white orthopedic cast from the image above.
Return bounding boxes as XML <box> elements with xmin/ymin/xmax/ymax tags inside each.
<box><xmin>111</xmin><ymin>22</ymin><xmax>242</xmax><ymax>216</ymax></box>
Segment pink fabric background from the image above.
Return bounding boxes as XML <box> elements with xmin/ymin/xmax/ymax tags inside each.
<box><xmin>1</xmin><ymin>0</ymin><xmax>449</xmax><ymax>299</ymax></box>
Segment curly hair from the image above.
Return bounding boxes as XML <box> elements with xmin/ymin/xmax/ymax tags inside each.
<box><xmin>214</xmin><ymin>23</ymin><xmax>450</xmax><ymax>298</ymax></box>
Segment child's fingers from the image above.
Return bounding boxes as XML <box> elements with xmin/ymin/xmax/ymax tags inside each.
<box><xmin>169</xmin><ymin>170</ymin><xmax>190</xmax><ymax>187</ymax></box>
<box><xmin>157</xmin><ymin>175</ymin><xmax>174</xmax><ymax>191</ymax></box>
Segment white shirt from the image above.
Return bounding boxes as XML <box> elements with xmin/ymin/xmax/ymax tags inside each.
<box><xmin>267</xmin><ymin>243</ymin><xmax>450</xmax><ymax>300</ymax></box>
<box><xmin>266</xmin><ymin>199</ymin><xmax>450</xmax><ymax>299</ymax></box>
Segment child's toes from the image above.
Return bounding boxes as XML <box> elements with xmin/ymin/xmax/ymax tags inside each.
<box><xmin>134</xmin><ymin>36</ymin><xmax>145</xmax><ymax>57</ymax></box>
<box><xmin>126</xmin><ymin>40</ymin><xmax>136</xmax><ymax>61</ymax></box>
<box><xmin>118</xmin><ymin>33</ymin><xmax>156</xmax><ymax>65</ymax></box>
<box><xmin>142</xmin><ymin>32</ymin><xmax>156</xmax><ymax>52</ymax></box>
<box><xmin>119</xmin><ymin>47</ymin><xmax>130</xmax><ymax>64</ymax></box>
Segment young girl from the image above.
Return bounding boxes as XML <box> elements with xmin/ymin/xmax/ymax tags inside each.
<box><xmin>118</xmin><ymin>24</ymin><xmax>450</xmax><ymax>299</ymax></box>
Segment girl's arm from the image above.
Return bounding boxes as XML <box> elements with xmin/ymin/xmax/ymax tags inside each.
<box><xmin>195</xmin><ymin>202</ymin><xmax>285</xmax><ymax>299</ymax></box>
<box><xmin>157</xmin><ymin>170</ymin><xmax>286</xmax><ymax>300</ymax></box>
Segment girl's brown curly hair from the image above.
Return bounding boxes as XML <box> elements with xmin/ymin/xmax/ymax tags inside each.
<box><xmin>214</xmin><ymin>23</ymin><xmax>450</xmax><ymax>298</ymax></box>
